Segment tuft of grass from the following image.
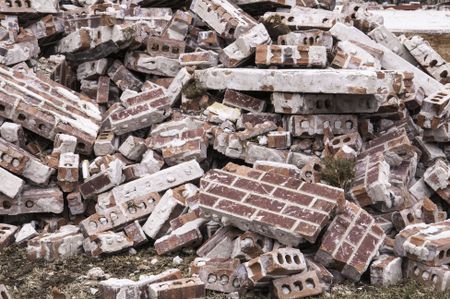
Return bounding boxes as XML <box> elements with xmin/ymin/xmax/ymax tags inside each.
<box><xmin>181</xmin><ymin>79</ymin><xmax>206</xmax><ymax>99</ymax></box>
<box><xmin>320</xmin><ymin>157</ymin><xmax>356</xmax><ymax>190</ymax></box>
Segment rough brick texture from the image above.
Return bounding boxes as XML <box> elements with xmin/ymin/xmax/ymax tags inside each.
<box><xmin>198</xmin><ymin>162</ymin><xmax>343</xmax><ymax>246</ymax></box>
<box><xmin>315</xmin><ymin>201</ymin><xmax>386</xmax><ymax>281</ymax></box>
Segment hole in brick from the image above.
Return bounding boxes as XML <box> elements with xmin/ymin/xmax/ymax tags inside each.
<box><xmin>249</xmin><ymin>261</ymin><xmax>262</xmax><ymax>275</ymax></box>
<box><xmin>0</xmin><ymin>104</ymin><xmax>5</xmax><ymax>111</ymax></box>
<box><xmin>429</xmin><ymin>60</ymin><xmax>437</xmax><ymax>67</ymax></box>
<box><xmin>309</xmin><ymin>37</ymin><xmax>314</xmax><ymax>45</ymax></box>
<box><xmin>15</xmin><ymin>0</ymin><xmax>22</xmax><ymax>7</ymax></box>
<box><xmin>305</xmin><ymin>278</ymin><xmax>315</xmax><ymax>288</ymax></box>
<box><xmin>439</xmin><ymin>251</ymin><xmax>445</xmax><ymax>259</ymax></box>
<box><xmin>24</xmin><ymin>0</ymin><xmax>30</xmax><ymax>7</ymax></box>
<box><xmin>441</xmin><ymin>70</ymin><xmax>448</xmax><ymax>78</ymax></box>
<box><xmin>151</xmin><ymin>43</ymin><xmax>159</xmax><ymax>51</ymax></box>
<box><xmin>422</xmin><ymin>271</ymin><xmax>430</xmax><ymax>281</ymax></box>
<box><xmin>345</xmin><ymin>120</ymin><xmax>354</xmax><ymax>129</ymax></box>
<box><xmin>162</xmin><ymin>45</ymin><xmax>170</xmax><ymax>52</ymax></box>
<box><xmin>313</xmin><ymin>164</ymin><xmax>321</xmax><ymax>172</ymax></box>
<box><xmin>281</xmin><ymin>284</ymin><xmax>291</xmax><ymax>294</ymax></box>
<box><xmin>322</xmin><ymin>18</ymin><xmax>329</xmax><ymax>23</ymax></box>
<box><xmin>77</xmin><ymin>143</ymin><xmax>86</xmax><ymax>150</ymax></box>
<box><xmin>413</xmin><ymin>266</ymin><xmax>419</xmax><ymax>276</ymax></box>
<box><xmin>285</xmin><ymin>255</ymin><xmax>292</xmax><ymax>264</ymax></box>
<box><xmin>5</xmin><ymin>0</ymin><xmax>12</xmax><ymax>7</ymax></box>
<box><xmin>12</xmin><ymin>158</ymin><xmax>19</xmax><ymax>168</ymax></box>
<box><xmin>305</xmin><ymin>171</ymin><xmax>312</xmax><ymax>178</ymax></box>
<box><xmin>18</xmin><ymin>113</ymin><xmax>26</xmax><ymax>121</ymax></box>
<box><xmin>207</xmin><ymin>273</ymin><xmax>217</xmax><ymax>283</ymax></box>
<box><xmin>324</xmin><ymin>99</ymin><xmax>331</xmax><ymax>108</ymax></box>
<box><xmin>316</xmin><ymin>101</ymin><xmax>322</xmax><ymax>109</ymax></box>
<box><xmin>343</xmin><ymin>137</ymin><xmax>351</xmax><ymax>143</ymax></box>
<box><xmin>277</xmin><ymin>253</ymin><xmax>285</xmax><ymax>264</ymax></box>
<box><xmin>280</xmin><ymin>40</ymin><xmax>286</xmax><ymax>45</ymax></box>
<box><xmin>220</xmin><ymin>274</ymin><xmax>229</xmax><ymax>285</ymax></box>
<box><xmin>332</xmin><ymin>139</ymin><xmax>340</xmax><ymax>145</ymax></box>
<box><xmin>232</xmin><ymin>278</ymin><xmax>240</xmax><ymax>288</ymax></box>
<box><xmin>303</xmin><ymin>37</ymin><xmax>308</xmax><ymax>45</ymax></box>
<box><xmin>432</xmin><ymin>274</ymin><xmax>438</xmax><ymax>284</ymax></box>
<box><xmin>293</xmin><ymin>255</ymin><xmax>301</xmax><ymax>264</ymax></box>
<box><xmin>38</xmin><ymin>123</ymin><xmax>46</xmax><ymax>131</ymax></box>
<box><xmin>293</xmin><ymin>281</ymin><xmax>303</xmax><ymax>291</ymax></box>
<box><xmin>407</xmin><ymin>213</ymin><xmax>414</xmax><ymax>223</ymax></box>
<box><xmin>228</xmin><ymin>28</ymin><xmax>235</xmax><ymax>36</ymax></box>
<box><xmin>25</xmin><ymin>200</ymin><xmax>34</xmax><ymax>208</ymax></box>
<box><xmin>287</xmin><ymin>16</ymin><xmax>294</xmax><ymax>22</ymax></box>
<box><xmin>446</xmin><ymin>249</ymin><xmax>450</xmax><ymax>257</ymax></box>
<box><xmin>256</xmin><ymin>239</ymin><xmax>264</xmax><ymax>248</ymax></box>
<box><xmin>2</xmin><ymin>201</ymin><xmax>11</xmax><ymax>209</ymax></box>
<box><xmin>334</xmin><ymin>120</ymin><xmax>342</xmax><ymax>129</ymax></box>
<box><xmin>172</xmin><ymin>47</ymin><xmax>180</xmax><ymax>54</ymax></box>
<box><xmin>99</xmin><ymin>217</ymin><xmax>108</xmax><ymax>225</ymax></box>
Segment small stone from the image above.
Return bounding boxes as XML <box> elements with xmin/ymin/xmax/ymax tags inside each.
<box><xmin>172</xmin><ymin>256</ymin><xmax>183</xmax><ymax>265</ymax></box>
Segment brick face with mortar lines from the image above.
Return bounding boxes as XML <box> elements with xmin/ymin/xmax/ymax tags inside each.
<box><xmin>197</xmin><ymin>162</ymin><xmax>343</xmax><ymax>246</ymax></box>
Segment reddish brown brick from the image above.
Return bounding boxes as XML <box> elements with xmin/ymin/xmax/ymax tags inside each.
<box><xmin>216</xmin><ymin>200</ymin><xmax>256</xmax><ymax>218</ymax></box>
<box><xmin>260</xmin><ymin>172</ymin><xmax>302</xmax><ymax>190</ymax></box>
<box><xmin>255</xmin><ymin>210</ymin><xmax>296</xmax><ymax>229</ymax></box>
<box><xmin>300</xmin><ymin>183</ymin><xmax>343</xmax><ymax>200</ymax></box>
<box><xmin>244</xmin><ymin>194</ymin><xmax>285</xmax><ymax>212</ymax></box>
<box><xmin>197</xmin><ymin>193</ymin><xmax>218</xmax><ymax>207</ymax></box>
<box><xmin>233</xmin><ymin>178</ymin><xmax>274</xmax><ymax>195</ymax></box>
<box><xmin>273</xmin><ymin>188</ymin><xmax>314</xmax><ymax>206</ymax></box>
<box><xmin>283</xmin><ymin>206</ymin><xmax>328</xmax><ymax>224</ymax></box>
<box><xmin>206</xmin><ymin>184</ymin><xmax>246</xmax><ymax>201</ymax></box>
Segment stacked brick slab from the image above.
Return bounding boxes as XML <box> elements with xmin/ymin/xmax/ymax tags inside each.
<box><xmin>315</xmin><ymin>201</ymin><xmax>386</xmax><ymax>281</ymax></box>
<box><xmin>198</xmin><ymin>162</ymin><xmax>343</xmax><ymax>246</ymax></box>
<box><xmin>1</xmin><ymin>0</ymin><xmax>450</xmax><ymax>298</ymax></box>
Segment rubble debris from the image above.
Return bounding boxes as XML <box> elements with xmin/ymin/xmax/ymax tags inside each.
<box><xmin>315</xmin><ymin>201</ymin><xmax>385</xmax><ymax>281</ymax></box>
<box><xmin>0</xmin><ymin>1</ymin><xmax>449</xmax><ymax>298</ymax></box>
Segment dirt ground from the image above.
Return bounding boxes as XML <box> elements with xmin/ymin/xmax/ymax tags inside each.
<box><xmin>1</xmin><ymin>245</ymin><xmax>450</xmax><ymax>299</ymax></box>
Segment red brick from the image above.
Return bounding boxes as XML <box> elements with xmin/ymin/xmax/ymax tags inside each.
<box><xmin>197</xmin><ymin>193</ymin><xmax>218</xmax><ymax>207</ymax></box>
<box><xmin>255</xmin><ymin>210</ymin><xmax>296</xmax><ymax>229</ymax></box>
<box><xmin>233</xmin><ymin>178</ymin><xmax>274</xmax><ymax>195</ymax></box>
<box><xmin>312</xmin><ymin>199</ymin><xmax>336</xmax><ymax>213</ymax></box>
<box><xmin>319</xmin><ymin>217</ymin><xmax>351</xmax><ymax>253</ymax></box>
<box><xmin>300</xmin><ymin>183</ymin><xmax>343</xmax><ymax>200</ymax></box>
<box><xmin>273</xmin><ymin>188</ymin><xmax>314</xmax><ymax>206</ymax></box>
<box><xmin>294</xmin><ymin>222</ymin><xmax>319</xmax><ymax>240</ymax></box>
<box><xmin>206</xmin><ymin>184</ymin><xmax>246</xmax><ymax>201</ymax></box>
<box><xmin>335</xmin><ymin>242</ymin><xmax>354</xmax><ymax>262</ymax></box>
<box><xmin>204</xmin><ymin>170</ymin><xmax>237</xmax><ymax>185</ymax></box>
<box><xmin>216</xmin><ymin>200</ymin><xmax>256</xmax><ymax>218</ymax></box>
<box><xmin>283</xmin><ymin>206</ymin><xmax>328</xmax><ymax>224</ymax></box>
<box><xmin>260</xmin><ymin>172</ymin><xmax>302</xmax><ymax>190</ymax></box>
<box><xmin>244</xmin><ymin>194</ymin><xmax>285</xmax><ymax>212</ymax></box>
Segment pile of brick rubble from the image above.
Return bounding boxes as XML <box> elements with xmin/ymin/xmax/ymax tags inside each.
<box><xmin>0</xmin><ymin>0</ymin><xmax>449</xmax><ymax>298</ymax></box>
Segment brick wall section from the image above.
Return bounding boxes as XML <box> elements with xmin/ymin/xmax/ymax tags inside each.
<box><xmin>315</xmin><ymin>201</ymin><xmax>385</xmax><ymax>281</ymax></box>
<box><xmin>197</xmin><ymin>162</ymin><xmax>343</xmax><ymax>246</ymax></box>
<box><xmin>0</xmin><ymin>65</ymin><xmax>101</xmax><ymax>154</ymax></box>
